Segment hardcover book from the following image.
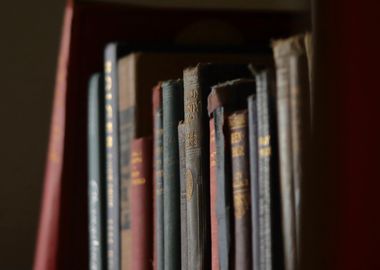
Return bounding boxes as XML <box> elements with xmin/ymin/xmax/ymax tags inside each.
<box><xmin>162</xmin><ymin>79</ymin><xmax>184</xmax><ymax>270</ymax></box>
<box><xmin>130</xmin><ymin>137</ymin><xmax>154</xmax><ymax>270</ymax></box>
<box><xmin>178</xmin><ymin>121</ymin><xmax>187</xmax><ymax>270</ymax></box>
<box><xmin>228</xmin><ymin>110</ymin><xmax>252</xmax><ymax>270</ymax></box>
<box><xmin>272</xmin><ymin>35</ymin><xmax>310</xmax><ymax>270</ymax></box>
<box><xmin>152</xmin><ymin>83</ymin><xmax>164</xmax><ymax>270</ymax></box>
<box><xmin>87</xmin><ymin>73</ymin><xmax>107</xmax><ymax>270</ymax></box>
<box><xmin>252</xmin><ymin>68</ymin><xmax>284</xmax><ymax>270</ymax></box>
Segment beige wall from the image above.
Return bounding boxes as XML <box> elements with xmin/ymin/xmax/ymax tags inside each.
<box><xmin>0</xmin><ymin>0</ymin><xmax>65</xmax><ymax>268</ymax></box>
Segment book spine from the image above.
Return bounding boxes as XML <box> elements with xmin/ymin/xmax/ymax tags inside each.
<box><xmin>209</xmin><ymin>118</ymin><xmax>220</xmax><ymax>270</ymax></box>
<box><xmin>178</xmin><ymin>122</ymin><xmax>187</xmax><ymax>270</ymax></box>
<box><xmin>248</xmin><ymin>95</ymin><xmax>260</xmax><ymax>270</ymax></box>
<box><xmin>153</xmin><ymin>85</ymin><xmax>164</xmax><ymax>270</ymax></box>
<box><xmin>130</xmin><ymin>137</ymin><xmax>154</xmax><ymax>270</ymax></box>
<box><xmin>213</xmin><ymin>107</ymin><xmax>232</xmax><ymax>270</ymax></box>
<box><xmin>162</xmin><ymin>80</ymin><xmax>184</xmax><ymax>270</ymax></box>
<box><xmin>33</xmin><ymin>2</ymin><xmax>73</xmax><ymax>269</ymax></box>
<box><xmin>104</xmin><ymin>43</ymin><xmax>120</xmax><ymax>270</ymax></box>
<box><xmin>118</xmin><ymin>57</ymin><xmax>135</xmax><ymax>270</ymax></box>
<box><xmin>88</xmin><ymin>73</ymin><xmax>107</xmax><ymax>270</ymax></box>
<box><xmin>273</xmin><ymin>46</ymin><xmax>298</xmax><ymax>270</ymax></box>
<box><xmin>289</xmin><ymin>53</ymin><xmax>310</xmax><ymax>252</ymax></box>
<box><xmin>183</xmin><ymin>67</ymin><xmax>208</xmax><ymax>270</ymax></box>
<box><xmin>256</xmin><ymin>70</ymin><xmax>283</xmax><ymax>270</ymax></box>
<box><xmin>228</xmin><ymin>110</ymin><xmax>252</xmax><ymax>270</ymax></box>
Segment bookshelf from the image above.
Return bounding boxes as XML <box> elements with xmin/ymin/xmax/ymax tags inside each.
<box><xmin>34</xmin><ymin>0</ymin><xmax>380</xmax><ymax>270</ymax></box>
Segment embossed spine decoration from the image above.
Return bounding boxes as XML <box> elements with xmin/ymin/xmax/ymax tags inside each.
<box><xmin>254</xmin><ymin>68</ymin><xmax>283</xmax><ymax>270</ymax></box>
<box><xmin>272</xmin><ymin>35</ymin><xmax>310</xmax><ymax>270</ymax></box>
<box><xmin>162</xmin><ymin>79</ymin><xmax>184</xmax><ymax>270</ymax></box>
<box><xmin>183</xmin><ymin>66</ymin><xmax>206</xmax><ymax>270</ymax></box>
<box><xmin>130</xmin><ymin>137</ymin><xmax>153</xmax><ymax>270</ymax></box>
<box><xmin>228</xmin><ymin>110</ymin><xmax>252</xmax><ymax>270</ymax></box>
<box><xmin>209</xmin><ymin>117</ymin><xmax>219</xmax><ymax>270</ymax></box>
<box><xmin>104</xmin><ymin>43</ymin><xmax>120</xmax><ymax>270</ymax></box>
<box><xmin>153</xmin><ymin>83</ymin><xmax>164</xmax><ymax>270</ymax></box>
<box><xmin>178</xmin><ymin>121</ymin><xmax>187</xmax><ymax>270</ymax></box>
<box><xmin>183</xmin><ymin>64</ymin><xmax>251</xmax><ymax>270</ymax></box>
<box><xmin>88</xmin><ymin>73</ymin><xmax>107</xmax><ymax>270</ymax></box>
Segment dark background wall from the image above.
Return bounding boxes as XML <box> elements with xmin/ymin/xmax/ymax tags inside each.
<box><xmin>0</xmin><ymin>0</ymin><xmax>65</xmax><ymax>268</ymax></box>
<box><xmin>0</xmin><ymin>0</ymin><xmax>304</xmax><ymax>269</ymax></box>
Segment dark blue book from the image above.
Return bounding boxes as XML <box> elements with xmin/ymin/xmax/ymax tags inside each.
<box><xmin>88</xmin><ymin>73</ymin><xmax>107</xmax><ymax>270</ymax></box>
<box><xmin>104</xmin><ymin>43</ymin><xmax>130</xmax><ymax>270</ymax></box>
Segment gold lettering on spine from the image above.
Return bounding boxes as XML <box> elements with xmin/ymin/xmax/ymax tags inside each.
<box><xmin>259</xmin><ymin>135</ymin><xmax>271</xmax><ymax>157</ymax></box>
<box><xmin>131</xmin><ymin>150</ymin><xmax>146</xmax><ymax>186</ymax></box>
<box><xmin>186</xmin><ymin>169</ymin><xmax>194</xmax><ymax>201</ymax></box>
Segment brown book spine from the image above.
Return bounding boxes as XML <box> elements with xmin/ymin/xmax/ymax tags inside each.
<box><xmin>209</xmin><ymin>117</ymin><xmax>220</xmax><ymax>270</ymax></box>
<box><xmin>130</xmin><ymin>137</ymin><xmax>153</xmax><ymax>270</ymax></box>
<box><xmin>228</xmin><ymin>110</ymin><xmax>252</xmax><ymax>270</ymax></box>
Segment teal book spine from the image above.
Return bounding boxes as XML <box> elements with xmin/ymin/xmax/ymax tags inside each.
<box><xmin>162</xmin><ymin>79</ymin><xmax>184</xmax><ymax>270</ymax></box>
<box><xmin>88</xmin><ymin>73</ymin><xmax>107</xmax><ymax>270</ymax></box>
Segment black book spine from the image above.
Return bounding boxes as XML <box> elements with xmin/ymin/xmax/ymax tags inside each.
<box><xmin>256</xmin><ymin>70</ymin><xmax>283</xmax><ymax>270</ymax></box>
<box><xmin>213</xmin><ymin>107</ymin><xmax>232</xmax><ymax>270</ymax></box>
<box><xmin>104</xmin><ymin>43</ymin><xmax>120</xmax><ymax>270</ymax></box>
<box><xmin>163</xmin><ymin>79</ymin><xmax>184</xmax><ymax>270</ymax></box>
<box><xmin>88</xmin><ymin>73</ymin><xmax>107</xmax><ymax>270</ymax></box>
<box><xmin>248</xmin><ymin>94</ymin><xmax>260</xmax><ymax>270</ymax></box>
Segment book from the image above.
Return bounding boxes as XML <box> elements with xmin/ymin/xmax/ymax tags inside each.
<box><xmin>253</xmin><ymin>68</ymin><xmax>283</xmax><ymax>270</ymax></box>
<box><xmin>88</xmin><ymin>73</ymin><xmax>107</xmax><ymax>270</ymax></box>
<box><xmin>247</xmin><ymin>94</ymin><xmax>260</xmax><ymax>270</ymax></box>
<box><xmin>272</xmin><ymin>35</ymin><xmax>310</xmax><ymax>270</ymax></box>
<box><xmin>130</xmin><ymin>137</ymin><xmax>154</xmax><ymax>270</ymax></box>
<box><xmin>152</xmin><ymin>83</ymin><xmax>164</xmax><ymax>270</ymax></box>
<box><xmin>177</xmin><ymin>121</ymin><xmax>187</xmax><ymax>270</ymax></box>
<box><xmin>183</xmin><ymin>64</ymin><xmax>252</xmax><ymax>269</ymax></box>
<box><xmin>162</xmin><ymin>79</ymin><xmax>184</xmax><ymax>270</ymax></box>
<box><xmin>104</xmin><ymin>42</ymin><xmax>126</xmax><ymax>270</ymax></box>
<box><xmin>228</xmin><ymin>110</ymin><xmax>252</xmax><ymax>270</ymax></box>
<box><xmin>207</xmin><ymin>78</ymin><xmax>256</xmax><ymax>270</ymax></box>
<box><xmin>209</xmin><ymin>117</ymin><xmax>219</xmax><ymax>270</ymax></box>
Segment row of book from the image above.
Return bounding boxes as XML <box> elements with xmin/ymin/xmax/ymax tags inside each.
<box><xmin>87</xmin><ymin>33</ymin><xmax>312</xmax><ymax>270</ymax></box>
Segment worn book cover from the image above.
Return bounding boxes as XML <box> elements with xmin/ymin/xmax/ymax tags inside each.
<box><xmin>253</xmin><ymin>68</ymin><xmax>284</xmax><ymax>270</ymax></box>
<box><xmin>272</xmin><ymin>34</ymin><xmax>310</xmax><ymax>270</ymax></box>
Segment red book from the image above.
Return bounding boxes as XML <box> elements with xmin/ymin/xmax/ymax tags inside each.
<box><xmin>130</xmin><ymin>137</ymin><xmax>153</xmax><ymax>270</ymax></box>
<box><xmin>210</xmin><ymin>118</ymin><xmax>220</xmax><ymax>270</ymax></box>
